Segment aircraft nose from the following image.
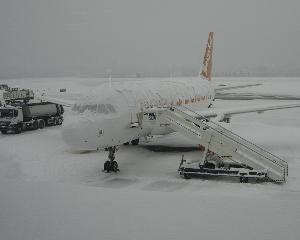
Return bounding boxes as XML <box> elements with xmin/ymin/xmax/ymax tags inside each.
<box><xmin>61</xmin><ymin>115</ymin><xmax>99</xmax><ymax>151</ymax></box>
<box><xmin>61</xmin><ymin>112</ymin><xmax>142</xmax><ymax>150</ymax></box>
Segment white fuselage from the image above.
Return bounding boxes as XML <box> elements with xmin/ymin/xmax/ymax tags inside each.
<box><xmin>62</xmin><ymin>78</ymin><xmax>215</xmax><ymax>150</ymax></box>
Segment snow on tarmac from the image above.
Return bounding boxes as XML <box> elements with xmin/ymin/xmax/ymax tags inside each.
<box><xmin>0</xmin><ymin>77</ymin><xmax>300</xmax><ymax>240</ymax></box>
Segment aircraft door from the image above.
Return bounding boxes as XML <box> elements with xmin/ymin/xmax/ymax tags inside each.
<box><xmin>118</xmin><ymin>89</ymin><xmax>138</xmax><ymax>123</ymax></box>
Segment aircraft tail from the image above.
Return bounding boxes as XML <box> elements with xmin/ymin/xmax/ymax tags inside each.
<box><xmin>200</xmin><ymin>32</ymin><xmax>214</xmax><ymax>81</ymax></box>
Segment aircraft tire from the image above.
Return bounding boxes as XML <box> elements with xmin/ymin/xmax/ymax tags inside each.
<box><xmin>104</xmin><ymin>161</ymin><xmax>110</xmax><ymax>172</ymax></box>
<box><xmin>111</xmin><ymin>161</ymin><xmax>119</xmax><ymax>172</ymax></box>
<box><xmin>240</xmin><ymin>177</ymin><xmax>249</xmax><ymax>183</ymax></box>
<box><xmin>131</xmin><ymin>138</ymin><xmax>140</xmax><ymax>145</ymax></box>
<box><xmin>183</xmin><ymin>173</ymin><xmax>191</xmax><ymax>179</ymax></box>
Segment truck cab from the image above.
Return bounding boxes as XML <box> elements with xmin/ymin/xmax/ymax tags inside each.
<box><xmin>0</xmin><ymin>106</ymin><xmax>23</xmax><ymax>133</ymax></box>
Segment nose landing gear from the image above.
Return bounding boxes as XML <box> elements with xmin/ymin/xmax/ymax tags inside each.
<box><xmin>103</xmin><ymin>146</ymin><xmax>120</xmax><ymax>173</ymax></box>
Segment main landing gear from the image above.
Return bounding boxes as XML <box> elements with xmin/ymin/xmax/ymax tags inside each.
<box><xmin>123</xmin><ymin>138</ymin><xmax>140</xmax><ymax>146</ymax></box>
<box><xmin>131</xmin><ymin>138</ymin><xmax>139</xmax><ymax>145</ymax></box>
<box><xmin>103</xmin><ymin>146</ymin><xmax>120</xmax><ymax>173</ymax></box>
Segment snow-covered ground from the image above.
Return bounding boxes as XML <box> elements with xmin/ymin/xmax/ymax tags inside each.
<box><xmin>1</xmin><ymin>77</ymin><xmax>300</xmax><ymax>240</ymax></box>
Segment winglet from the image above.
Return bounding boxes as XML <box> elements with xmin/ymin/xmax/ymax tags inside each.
<box><xmin>200</xmin><ymin>32</ymin><xmax>214</xmax><ymax>81</ymax></box>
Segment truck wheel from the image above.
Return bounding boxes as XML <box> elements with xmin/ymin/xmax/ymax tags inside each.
<box><xmin>39</xmin><ymin>120</ymin><xmax>45</xmax><ymax>129</ymax></box>
<box><xmin>131</xmin><ymin>138</ymin><xmax>140</xmax><ymax>145</ymax></box>
<box><xmin>16</xmin><ymin>125</ymin><xmax>22</xmax><ymax>134</ymax></box>
<box><xmin>57</xmin><ymin>118</ymin><xmax>63</xmax><ymax>125</ymax></box>
<box><xmin>53</xmin><ymin>118</ymin><xmax>58</xmax><ymax>126</ymax></box>
<box><xmin>33</xmin><ymin>121</ymin><xmax>38</xmax><ymax>130</ymax></box>
<box><xmin>183</xmin><ymin>173</ymin><xmax>191</xmax><ymax>179</ymax></box>
<box><xmin>240</xmin><ymin>177</ymin><xmax>249</xmax><ymax>183</ymax></box>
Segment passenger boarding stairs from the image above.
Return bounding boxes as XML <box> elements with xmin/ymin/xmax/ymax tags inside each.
<box><xmin>142</xmin><ymin>107</ymin><xmax>288</xmax><ymax>183</ymax></box>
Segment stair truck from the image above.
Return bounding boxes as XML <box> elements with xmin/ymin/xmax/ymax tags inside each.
<box><xmin>0</xmin><ymin>102</ymin><xmax>64</xmax><ymax>134</ymax></box>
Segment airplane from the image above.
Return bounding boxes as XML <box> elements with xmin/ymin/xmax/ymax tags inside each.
<box><xmin>57</xmin><ymin>32</ymin><xmax>300</xmax><ymax>173</ymax></box>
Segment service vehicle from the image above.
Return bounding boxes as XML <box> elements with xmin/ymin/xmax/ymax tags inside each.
<box><xmin>0</xmin><ymin>102</ymin><xmax>64</xmax><ymax>134</ymax></box>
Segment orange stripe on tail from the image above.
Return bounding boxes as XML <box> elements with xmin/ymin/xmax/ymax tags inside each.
<box><xmin>200</xmin><ymin>32</ymin><xmax>214</xmax><ymax>81</ymax></box>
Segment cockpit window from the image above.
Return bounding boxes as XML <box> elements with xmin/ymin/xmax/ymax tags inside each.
<box><xmin>72</xmin><ymin>104</ymin><xmax>116</xmax><ymax>114</ymax></box>
<box><xmin>98</xmin><ymin>104</ymin><xmax>109</xmax><ymax>114</ymax></box>
<box><xmin>105</xmin><ymin>104</ymin><xmax>116</xmax><ymax>113</ymax></box>
<box><xmin>72</xmin><ymin>104</ymin><xmax>96</xmax><ymax>113</ymax></box>
<box><xmin>85</xmin><ymin>105</ymin><xmax>97</xmax><ymax>112</ymax></box>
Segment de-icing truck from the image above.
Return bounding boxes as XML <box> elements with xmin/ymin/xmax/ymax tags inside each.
<box><xmin>0</xmin><ymin>102</ymin><xmax>64</xmax><ymax>134</ymax></box>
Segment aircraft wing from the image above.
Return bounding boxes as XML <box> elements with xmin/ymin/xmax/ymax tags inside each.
<box><xmin>215</xmin><ymin>83</ymin><xmax>262</xmax><ymax>91</ymax></box>
<box><xmin>215</xmin><ymin>92</ymin><xmax>300</xmax><ymax>100</ymax></box>
<box><xmin>194</xmin><ymin>102</ymin><xmax>300</xmax><ymax>122</ymax></box>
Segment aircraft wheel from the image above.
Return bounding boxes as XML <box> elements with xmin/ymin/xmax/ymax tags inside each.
<box><xmin>111</xmin><ymin>161</ymin><xmax>119</xmax><ymax>172</ymax></box>
<box><xmin>103</xmin><ymin>160</ymin><xmax>119</xmax><ymax>172</ymax></box>
<box><xmin>104</xmin><ymin>161</ymin><xmax>110</xmax><ymax>172</ymax></box>
<box><xmin>131</xmin><ymin>138</ymin><xmax>139</xmax><ymax>145</ymax></box>
<box><xmin>240</xmin><ymin>177</ymin><xmax>249</xmax><ymax>183</ymax></box>
<box><xmin>183</xmin><ymin>173</ymin><xmax>191</xmax><ymax>179</ymax></box>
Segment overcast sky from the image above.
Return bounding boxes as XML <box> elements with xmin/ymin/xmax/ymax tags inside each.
<box><xmin>0</xmin><ymin>0</ymin><xmax>300</xmax><ymax>78</ymax></box>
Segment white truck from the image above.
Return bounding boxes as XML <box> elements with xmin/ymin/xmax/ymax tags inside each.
<box><xmin>0</xmin><ymin>102</ymin><xmax>64</xmax><ymax>134</ymax></box>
